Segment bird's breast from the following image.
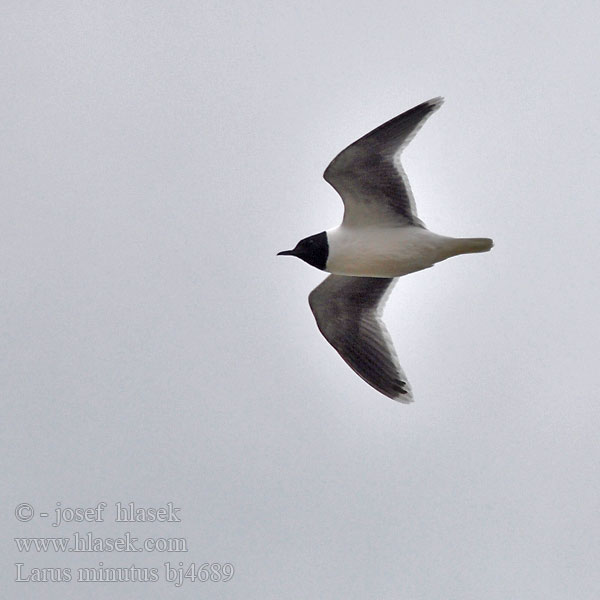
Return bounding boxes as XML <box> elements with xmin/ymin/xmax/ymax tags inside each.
<box><xmin>325</xmin><ymin>226</ymin><xmax>453</xmax><ymax>277</ymax></box>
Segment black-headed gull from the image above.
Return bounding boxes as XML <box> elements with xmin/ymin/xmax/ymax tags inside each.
<box><xmin>278</xmin><ymin>98</ymin><xmax>493</xmax><ymax>401</ymax></box>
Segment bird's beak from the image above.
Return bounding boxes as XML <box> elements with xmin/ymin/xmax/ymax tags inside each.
<box><xmin>277</xmin><ymin>249</ymin><xmax>296</xmax><ymax>256</ymax></box>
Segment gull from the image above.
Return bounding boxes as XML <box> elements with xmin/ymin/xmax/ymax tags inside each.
<box><xmin>278</xmin><ymin>98</ymin><xmax>493</xmax><ymax>402</ymax></box>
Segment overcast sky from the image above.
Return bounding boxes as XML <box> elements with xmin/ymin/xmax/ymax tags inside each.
<box><xmin>2</xmin><ymin>2</ymin><xmax>599</xmax><ymax>599</ymax></box>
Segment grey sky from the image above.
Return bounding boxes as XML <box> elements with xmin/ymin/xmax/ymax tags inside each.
<box><xmin>2</xmin><ymin>2</ymin><xmax>599</xmax><ymax>599</ymax></box>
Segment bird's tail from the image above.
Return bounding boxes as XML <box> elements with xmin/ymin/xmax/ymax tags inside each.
<box><xmin>451</xmin><ymin>237</ymin><xmax>494</xmax><ymax>255</ymax></box>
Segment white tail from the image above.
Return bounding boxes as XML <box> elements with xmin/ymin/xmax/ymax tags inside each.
<box><xmin>450</xmin><ymin>237</ymin><xmax>494</xmax><ymax>256</ymax></box>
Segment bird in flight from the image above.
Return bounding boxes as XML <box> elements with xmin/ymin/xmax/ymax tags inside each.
<box><xmin>278</xmin><ymin>98</ymin><xmax>493</xmax><ymax>402</ymax></box>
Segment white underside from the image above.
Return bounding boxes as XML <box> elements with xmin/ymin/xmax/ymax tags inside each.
<box><xmin>325</xmin><ymin>225</ymin><xmax>463</xmax><ymax>278</ymax></box>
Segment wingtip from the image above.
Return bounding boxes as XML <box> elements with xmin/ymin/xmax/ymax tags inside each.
<box><xmin>392</xmin><ymin>389</ymin><xmax>414</xmax><ymax>404</ymax></box>
<box><xmin>394</xmin><ymin>395</ymin><xmax>414</xmax><ymax>405</ymax></box>
<box><xmin>388</xmin><ymin>380</ymin><xmax>414</xmax><ymax>403</ymax></box>
<box><xmin>427</xmin><ymin>96</ymin><xmax>444</xmax><ymax>110</ymax></box>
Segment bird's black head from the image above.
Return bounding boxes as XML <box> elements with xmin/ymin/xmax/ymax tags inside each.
<box><xmin>277</xmin><ymin>231</ymin><xmax>329</xmax><ymax>270</ymax></box>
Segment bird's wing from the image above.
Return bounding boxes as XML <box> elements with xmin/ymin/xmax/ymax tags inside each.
<box><xmin>308</xmin><ymin>274</ymin><xmax>412</xmax><ymax>402</ymax></box>
<box><xmin>323</xmin><ymin>97</ymin><xmax>443</xmax><ymax>228</ymax></box>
